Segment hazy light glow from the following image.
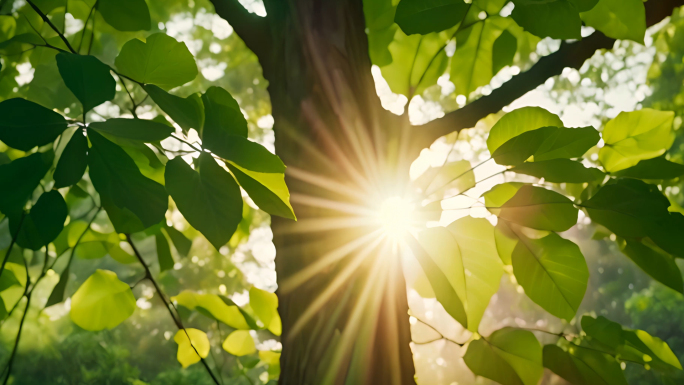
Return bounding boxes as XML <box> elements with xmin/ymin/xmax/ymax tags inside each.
<box><xmin>375</xmin><ymin>196</ymin><xmax>417</xmax><ymax>241</ymax></box>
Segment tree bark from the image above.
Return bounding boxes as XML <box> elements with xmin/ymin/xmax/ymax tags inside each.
<box><xmin>259</xmin><ymin>0</ymin><xmax>416</xmax><ymax>384</ymax></box>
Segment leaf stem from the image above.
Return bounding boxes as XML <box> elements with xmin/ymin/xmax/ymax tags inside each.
<box><xmin>411</xmin><ymin>315</ymin><xmax>467</xmax><ymax>347</ymax></box>
<box><xmin>0</xmin><ymin>212</ymin><xmax>25</xmax><ymax>282</ymax></box>
<box><xmin>126</xmin><ymin>235</ymin><xmax>221</xmax><ymax>385</ymax></box>
<box><xmin>26</xmin><ymin>0</ymin><xmax>76</xmax><ymax>54</ymax></box>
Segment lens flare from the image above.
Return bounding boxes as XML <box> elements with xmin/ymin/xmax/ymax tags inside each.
<box><xmin>375</xmin><ymin>196</ymin><xmax>417</xmax><ymax>241</ymax></box>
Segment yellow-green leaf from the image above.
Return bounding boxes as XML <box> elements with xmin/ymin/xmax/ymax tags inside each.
<box><xmin>171</xmin><ymin>290</ymin><xmax>250</xmax><ymax>329</ymax></box>
<box><xmin>222</xmin><ymin>330</ymin><xmax>256</xmax><ymax>356</ymax></box>
<box><xmin>69</xmin><ymin>269</ymin><xmax>136</xmax><ymax>331</ymax></box>
<box><xmin>174</xmin><ymin>328</ymin><xmax>210</xmax><ymax>368</ymax></box>
<box><xmin>249</xmin><ymin>287</ymin><xmax>282</xmax><ymax>336</ymax></box>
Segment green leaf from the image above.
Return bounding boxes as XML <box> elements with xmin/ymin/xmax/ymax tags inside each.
<box><xmin>582</xmin><ymin>179</ymin><xmax>670</xmax><ymax>238</ymax></box>
<box><xmin>88</xmin><ymin>130</ymin><xmax>168</xmax><ymax>230</ymax></box>
<box><xmin>54</xmin><ymin>130</ymin><xmax>88</xmax><ymax>188</ymax></box>
<box><xmin>155</xmin><ymin>233</ymin><xmax>174</xmax><ymax>272</ymax></box>
<box><xmin>171</xmin><ymin>290</ymin><xmax>250</xmax><ymax>329</ymax></box>
<box><xmin>599</xmin><ymin>109</ymin><xmax>675</xmax><ymax>172</ymax></box>
<box><xmin>98</xmin><ymin>0</ymin><xmax>151</xmax><ymax>32</ymax></box>
<box><xmin>174</xmin><ymin>329</ymin><xmax>210</xmax><ymax>368</ymax></box>
<box><xmin>581</xmin><ymin>315</ymin><xmax>624</xmax><ymax>349</ymax></box>
<box><xmin>483</xmin><ymin>182</ymin><xmax>525</xmax><ymax>216</ymax></box>
<box><xmin>394</xmin><ymin>0</ymin><xmax>468</xmax><ymax>35</ymax></box>
<box><xmin>464</xmin><ymin>328</ymin><xmax>543</xmax><ymax>385</ymax></box>
<box><xmin>511</xmin><ymin>0</ymin><xmax>582</xmax><ymax>39</ymax></box>
<box><xmin>45</xmin><ymin>264</ymin><xmax>70</xmax><ymax>308</ymax></box>
<box><xmin>621</xmin><ymin>329</ymin><xmax>682</xmax><ymax>371</ymax></box>
<box><xmin>0</xmin><ymin>98</ymin><xmax>67</xmax><ymax>151</ymax></box>
<box><xmin>543</xmin><ymin>344</ymin><xmax>628</xmax><ymax>385</ymax></box>
<box><xmin>487</xmin><ymin>107</ymin><xmax>563</xmax><ymax>154</ymax></box>
<box><xmin>451</xmin><ymin>17</ymin><xmax>513</xmax><ymax>96</ymax></box>
<box><xmin>417</xmin><ymin>217</ymin><xmax>504</xmax><ymax>331</ymax></box>
<box><xmin>144</xmin><ymin>85</ymin><xmax>204</xmax><ymax>134</ymax></box>
<box><xmin>164</xmin><ymin>226</ymin><xmax>192</xmax><ymax>257</ymax></box>
<box><xmin>492</xmin><ymin>29</ymin><xmax>517</xmax><ymax>75</ymax></box>
<box><xmin>249</xmin><ymin>287</ymin><xmax>282</xmax><ymax>336</ymax></box>
<box><xmin>165</xmin><ymin>154</ymin><xmax>242</xmax><ymax>251</ymax></box>
<box><xmin>492</xmin><ymin>126</ymin><xmax>600</xmax><ymax>165</ymax></box>
<box><xmin>511</xmin><ymin>159</ymin><xmax>605</xmax><ymax>183</ymax></box>
<box><xmin>499</xmin><ymin>185</ymin><xmax>578</xmax><ymax>232</ymax></box>
<box><xmin>201</xmin><ymin>87</ymin><xmax>248</xmax><ymax>150</ymax></box>
<box><xmin>413</xmin><ymin>160</ymin><xmax>475</xmax><ymax>197</ymax></box>
<box><xmin>580</xmin><ymin>0</ymin><xmax>645</xmax><ymax>43</ymax></box>
<box><xmin>206</xmin><ymin>135</ymin><xmax>285</xmax><ymax>174</ymax></box>
<box><xmin>379</xmin><ymin>25</ymin><xmax>455</xmax><ymax>96</ymax></box>
<box><xmin>10</xmin><ymin>191</ymin><xmax>68</xmax><ymax>251</ymax></box>
<box><xmin>89</xmin><ymin>118</ymin><xmax>174</xmax><ymax>142</ymax></box>
<box><xmin>647</xmin><ymin>212</ymin><xmax>684</xmax><ymax>258</ymax></box>
<box><xmin>0</xmin><ymin>152</ymin><xmax>53</xmax><ymax>215</ymax></box>
<box><xmin>70</xmin><ymin>269</ymin><xmax>136</xmax><ymax>331</ymax></box>
<box><xmin>612</xmin><ymin>157</ymin><xmax>684</xmax><ymax>180</ymax></box>
<box><xmin>227</xmin><ymin>163</ymin><xmax>296</xmax><ymax>220</ymax></box>
<box><xmin>619</xmin><ymin>239</ymin><xmax>683</xmax><ymax>293</ymax></box>
<box><xmin>55</xmin><ymin>53</ymin><xmax>116</xmax><ymax>112</ymax></box>
<box><xmin>115</xmin><ymin>33</ymin><xmax>198</xmax><ymax>90</ymax></box>
<box><xmin>512</xmin><ymin>232</ymin><xmax>588</xmax><ymax>320</ymax></box>
<box><xmin>568</xmin><ymin>0</ymin><xmax>599</xmax><ymax>12</ymax></box>
<box><xmin>223</xmin><ymin>330</ymin><xmax>256</xmax><ymax>357</ymax></box>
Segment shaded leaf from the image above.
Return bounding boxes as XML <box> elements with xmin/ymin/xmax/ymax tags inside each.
<box><xmin>56</xmin><ymin>53</ymin><xmax>116</xmax><ymax>112</ymax></box>
<box><xmin>543</xmin><ymin>344</ymin><xmax>628</xmax><ymax>385</ymax></box>
<box><xmin>98</xmin><ymin>0</ymin><xmax>151</xmax><ymax>32</ymax></box>
<box><xmin>89</xmin><ymin>118</ymin><xmax>174</xmax><ymax>142</ymax></box>
<box><xmin>511</xmin><ymin>0</ymin><xmax>582</xmax><ymax>39</ymax></box>
<box><xmin>492</xmin><ymin>29</ymin><xmax>517</xmax><ymax>75</ymax></box>
<box><xmin>0</xmin><ymin>98</ymin><xmax>67</xmax><ymax>151</ymax></box>
<box><xmin>511</xmin><ymin>159</ymin><xmax>605</xmax><ymax>183</ymax></box>
<box><xmin>88</xmin><ymin>130</ymin><xmax>168</xmax><ymax>230</ymax></box>
<box><xmin>155</xmin><ymin>233</ymin><xmax>174</xmax><ymax>272</ymax></box>
<box><xmin>144</xmin><ymin>84</ymin><xmax>204</xmax><ymax>134</ymax></box>
<box><xmin>394</xmin><ymin>0</ymin><xmax>468</xmax><ymax>35</ymax></box>
<box><xmin>499</xmin><ymin>185</ymin><xmax>578</xmax><ymax>232</ymax></box>
<box><xmin>612</xmin><ymin>157</ymin><xmax>684</xmax><ymax>180</ymax></box>
<box><xmin>164</xmin><ymin>226</ymin><xmax>192</xmax><ymax>257</ymax></box>
<box><xmin>70</xmin><ymin>269</ymin><xmax>136</xmax><ymax>331</ymax></box>
<box><xmin>54</xmin><ymin>130</ymin><xmax>88</xmax><ymax>188</ymax></box>
<box><xmin>201</xmin><ymin>87</ymin><xmax>248</xmax><ymax>150</ymax></box>
<box><xmin>165</xmin><ymin>154</ymin><xmax>242</xmax><ymax>250</ymax></box>
<box><xmin>10</xmin><ymin>190</ymin><xmax>68</xmax><ymax>251</ymax></box>
<box><xmin>619</xmin><ymin>239</ymin><xmax>683</xmax><ymax>293</ymax></box>
<box><xmin>0</xmin><ymin>152</ymin><xmax>53</xmax><ymax>215</ymax></box>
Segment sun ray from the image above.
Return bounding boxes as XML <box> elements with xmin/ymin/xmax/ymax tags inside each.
<box><xmin>286</xmin><ymin>166</ymin><xmax>370</xmax><ymax>201</ymax></box>
<box><xmin>280</xmin><ymin>229</ymin><xmax>384</xmax><ymax>293</ymax></box>
<box><xmin>288</xmin><ymin>235</ymin><xmax>386</xmax><ymax>339</ymax></box>
<box><xmin>290</xmin><ymin>194</ymin><xmax>376</xmax><ymax>217</ymax></box>
<box><xmin>278</xmin><ymin>217</ymin><xmax>376</xmax><ymax>234</ymax></box>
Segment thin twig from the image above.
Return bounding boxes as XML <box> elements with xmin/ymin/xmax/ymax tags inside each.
<box><xmin>0</xmin><ymin>212</ymin><xmax>25</xmax><ymax>281</ymax></box>
<box><xmin>26</xmin><ymin>0</ymin><xmax>76</xmax><ymax>53</ymax></box>
<box><xmin>126</xmin><ymin>235</ymin><xmax>221</xmax><ymax>385</ymax></box>
<box><xmin>411</xmin><ymin>316</ymin><xmax>466</xmax><ymax>347</ymax></box>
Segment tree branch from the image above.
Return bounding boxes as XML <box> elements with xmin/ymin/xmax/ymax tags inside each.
<box><xmin>412</xmin><ymin>0</ymin><xmax>684</xmax><ymax>151</ymax></box>
<box><xmin>209</xmin><ymin>0</ymin><xmax>272</xmax><ymax>60</ymax></box>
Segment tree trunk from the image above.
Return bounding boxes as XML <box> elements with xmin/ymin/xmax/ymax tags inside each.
<box><xmin>257</xmin><ymin>0</ymin><xmax>417</xmax><ymax>384</ymax></box>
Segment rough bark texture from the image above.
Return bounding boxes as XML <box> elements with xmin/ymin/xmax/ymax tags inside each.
<box><xmin>209</xmin><ymin>0</ymin><xmax>684</xmax><ymax>383</ymax></box>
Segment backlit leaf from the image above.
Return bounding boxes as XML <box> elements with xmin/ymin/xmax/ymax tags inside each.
<box><xmin>208</xmin><ymin>135</ymin><xmax>285</xmax><ymax>174</ymax></box>
<box><xmin>599</xmin><ymin>109</ymin><xmax>674</xmax><ymax>172</ymax></box>
<box><xmin>464</xmin><ymin>328</ymin><xmax>543</xmax><ymax>385</ymax></box>
<box><xmin>115</xmin><ymin>33</ymin><xmax>198</xmax><ymax>90</ymax></box>
<box><xmin>222</xmin><ymin>330</ymin><xmax>256</xmax><ymax>356</ymax></box>
<box><xmin>227</xmin><ymin>162</ymin><xmax>296</xmax><ymax>220</ymax></box>
<box><xmin>172</xmin><ymin>290</ymin><xmax>250</xmax><ymax>329</ymax></box>
<box><xmin>249</xmin><ymin>287</ymin><xmax>282</xmax><ymax>336</ymax></box>
<box><xmin>487</xmin><ymin>107</ymin><xmax>563</xmax><ymax>154</ymax></box>
<box><xmin>174</xmin><ymin>329</ymin><xmax>210</xmax><ymax>368</ymax></box>
<box><xmin>580</xmin><ymin>0</ymin><xmax>645</xmax><ymax>43</ymax></box>
<box><xmin>512</xmin><ymin>232</ymin><xmax>589</xmax><ymax>320</ymax></box>
<box><xmin>70</xmin><ymin>269</ymin><xmax>136</xmax><ymax>331</ymax></box>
